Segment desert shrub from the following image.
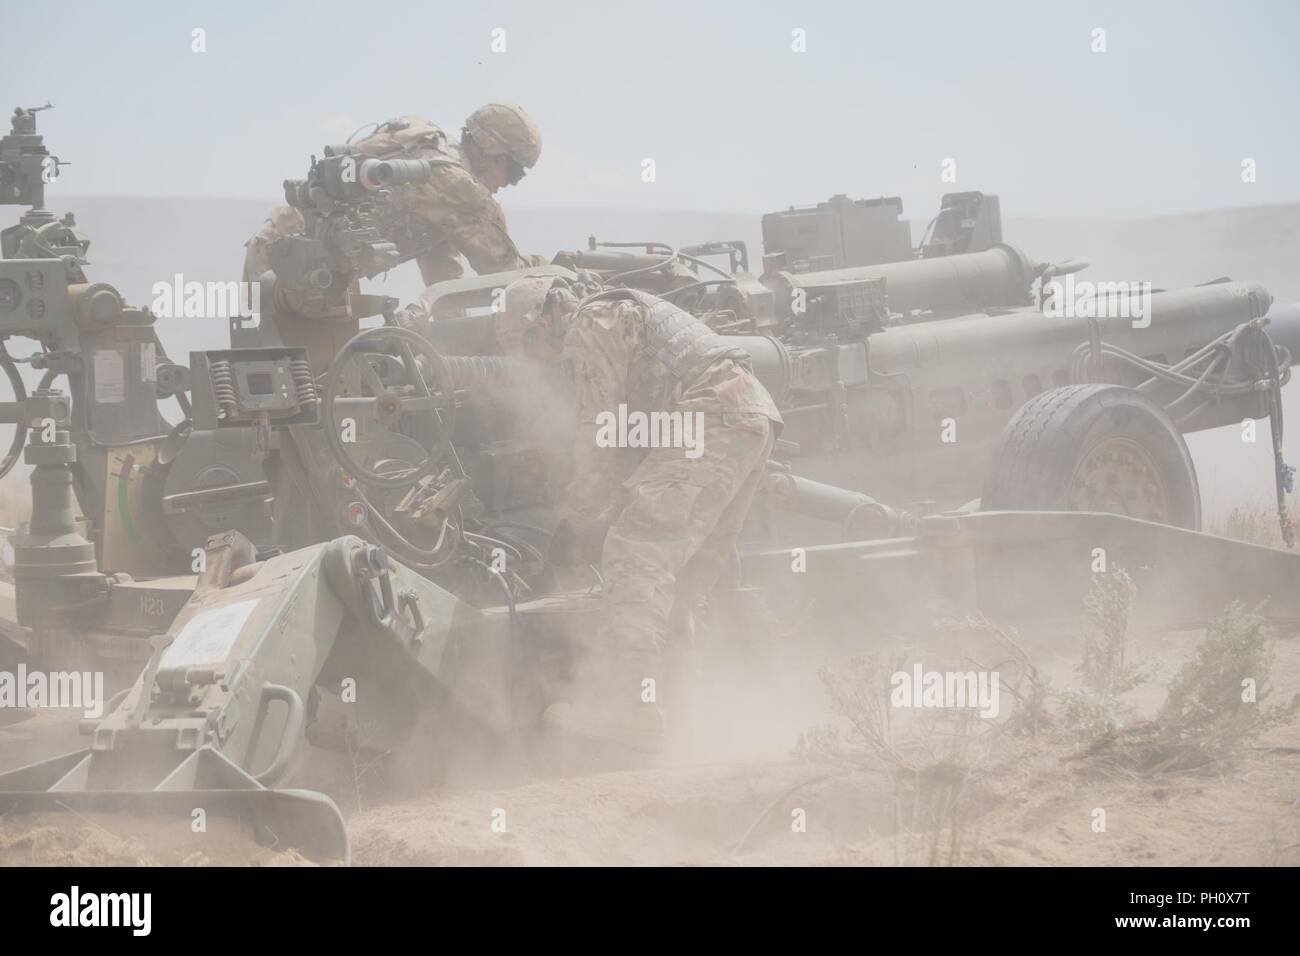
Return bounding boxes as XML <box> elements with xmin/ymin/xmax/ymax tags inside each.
<box><xmin>1058</xmin><ymin>569</ymin><xmax>1149</xmax><ymax>737</ymax></box>
<box><xmin>795</xmin><ymin>649</ymin><xmax>996</xmax><ymax>865</ymax></box>
<box><xmin>796</xmin><ymin>653</ymin><xmax>906</xmax><ymax>769</ymax></box>
<box><xmin>1154</xmin><ymin>601</ymin><xmax>1298</xmax><ymax>765</ymax></box>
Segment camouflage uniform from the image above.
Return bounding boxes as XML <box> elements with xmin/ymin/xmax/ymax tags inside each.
<box><xmin>242</xmin><ymin>115</ymin><xmax>527</xmax><ymax>286</ymax></box>
<box><xmin>556</xmin><ymin>290</ymin><xmax>783</xmax><ymax>692</ymax></box>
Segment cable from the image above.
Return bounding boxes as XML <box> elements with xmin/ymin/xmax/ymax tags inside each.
<box><xmin>361</xmin><ymin>496</ymin><xmax>463</xmax><ymax>571</ymax></box>
<box><xmin>479</xmin><ymin>521</ymin><xmax>552</xmax><ymax>566</ymax></box>
<box><xmin>660</xmin><ymin>278</ymin><xmax>737</xmax><ymax>301</ymax></box>
<box><xmin>673</xmin><ymin>252</ymin><xmax>735</xmax><ymax>280</ymax></box>
<box><xmin>1069</xmin><ymin>319</ymin><xmax>1294</xmax><ymax>546</ymax></box>
<box><xmin>481</xmin><ymin>520</ymin><xmax>553</xmax><ymax>539</ymax></box>
<box><xmin>463</xmin><ymin>531</ymin><xmax>526</xmax><ymax>565</ymax></box>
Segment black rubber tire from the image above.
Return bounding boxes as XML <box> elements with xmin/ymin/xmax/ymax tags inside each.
<box><xmin>982</xmin><ymin>384</ymin><xmax>1202</xmax><ymax>530</ymax></box>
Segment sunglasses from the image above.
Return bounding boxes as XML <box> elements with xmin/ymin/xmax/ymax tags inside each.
<box><xmin>506</xmin><ymin>157</ymin><xmax>527</xmax><ymax>185</ymax></box>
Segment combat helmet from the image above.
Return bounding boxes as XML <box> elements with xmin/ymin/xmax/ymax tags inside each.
<box><xmin>463</xmin><ymin>103</ymin><xmax>543</xmax><ymax>181</ymax></box>
<box><xmin>494</xmin><ymin>272</ymin><xmax>595</xmax><ymax>355</ymax></box>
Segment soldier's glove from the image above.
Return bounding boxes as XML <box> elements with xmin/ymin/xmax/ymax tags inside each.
<box><xmin>394</xmin><ymin>299</ymin><xmax>431</xmax><ymax>334</ymax></box>
<box><xmin>547</xmin><ymin>519</ymin><xmax>606</xmax><ymax>568</ymax></box>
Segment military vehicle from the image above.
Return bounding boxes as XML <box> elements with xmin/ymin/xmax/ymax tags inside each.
<box><xmin>1</xmin><ymin>106</ymin><xmax>1297</xmax><ymax>863</ymax></box>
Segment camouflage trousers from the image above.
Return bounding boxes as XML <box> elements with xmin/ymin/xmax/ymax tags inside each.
<box><xmin>599</xmin><ymin>411</ymin><xmax>775</xmax><ymax>669</ymax></box>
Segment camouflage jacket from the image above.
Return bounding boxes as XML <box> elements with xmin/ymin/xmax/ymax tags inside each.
<box><xmin>243</xmin><ymin>116</ymin><xmax>525</xmax><ymax>285</ymax></box>
<box><xmin>557</xmin><ymin>295</ymin><xmax>783</xmax><ymax>530</ymax></box>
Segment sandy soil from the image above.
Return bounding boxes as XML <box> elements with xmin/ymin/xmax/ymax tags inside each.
<box><xmin>341</xmin><ymin>625</ymin><xmax>1298</xmax><ymax>867</ymax></box>
<box><xmin>2</xmin><ymin>621</ymin><xmax>1293</xmax><ymax>867</ymax></box>
<box><xmin>0</xmin><ymin>813</ymin><xmax>310</xmax><ymax>867</ymax></box>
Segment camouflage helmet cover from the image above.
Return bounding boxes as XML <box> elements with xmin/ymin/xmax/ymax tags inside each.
<box><xmin>494</xmin><ymin>274</ymin><xmax>559</xmax><ymax>354</ymax></box>
<box><xmin>494</xmin><ymin>272</ymin><xmax>596</xmax><ymax>354</ymax></box>
<box><xmin>463</xmin><ymin>103</ymin><xmax>543</xmax><ymax>169</ymax></box>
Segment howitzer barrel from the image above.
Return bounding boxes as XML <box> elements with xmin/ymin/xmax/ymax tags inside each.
<box><xmin>422</xmin><ymin>314</ymin><xmax>501</xmax><ymax>355</ymax></box>
<box><xmin>443</xmin><ymin>355</ymin><xmax>523</xmax><ymax>388</ymax></box>
<box><xmin>726</xmin><ymin>334</ymin><xmax>792</xmax><ymax>402</ymax></box>
<box><xmin>553</xmin><ymin>249</ymin><xmax>672</xmax><ymax>273</ymax></box>
<box><xmin>766</xmin><ymin>243</ymin><xmax>1036</xmax><ymax>319</ymax></box>
<box><xmin>764</xmin><ymin>465</ymin><xmax>907</xmax><ymax>538</ymax></box>
<box><xmin>856</xmin><ymin>279</ymin><xmax>1277</xmax><ymax>438</ymax></box>
<box><xmin>866</xmin><ymin>280</ymin><xmax>1273</xmax><ymax>380</ymax></box>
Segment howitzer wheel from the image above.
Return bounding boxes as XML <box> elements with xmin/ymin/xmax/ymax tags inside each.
<box><xmin>0</xmin><ymin>347</ymin><xmax>27</xmax><ymax>481</ymax></box>
<box><xmin>983</xmin><ymin>384</ymin><xmax>1201</xmax><ymax>530</ymax></box>
<box><xmin>321</xmin><ymin>326</ymin><xmax>457</xmax><ymax>490</ymax></box>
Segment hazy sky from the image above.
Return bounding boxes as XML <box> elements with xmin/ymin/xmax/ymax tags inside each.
<box><xmin>3</xmin><ymin>0</ymin><xmax>1298</xmax><ymax>219</ymax></box>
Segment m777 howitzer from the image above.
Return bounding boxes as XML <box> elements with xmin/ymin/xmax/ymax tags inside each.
<box><xmin>540</xmin><ymin>194</ymin><xmax>1300</xmax><ymax>628</ymax></box>
<box><xmin>0</xmin><ymin>108</ymin><xmax>584</xmax><ymax>862</ymax></box>
<box><xmin>411</xmin><ymin>259</ymin><xmax>1300</xmax><ymax>636</ymax></box>
<box><xmin>0</xmin><ymin>105</ymin><xmax>258</xmax><ymax>595</ymax></box>
<box><xmin>0</xmin><ymin>124</ymin><xmax>524</xmax><ymax>856</ymax></box>
<box><xmin>3</xmin><ymin>107</ymin><xmax>1300</xmax><ymax>864</ymax></box>
<box><xmin>548</xmin><ymin>189</ymin><xmax>1300</xmax><ymax>532</ymax></box>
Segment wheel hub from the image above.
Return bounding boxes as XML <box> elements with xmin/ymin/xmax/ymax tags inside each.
<box><xmin>1067</xmin><ymin>436</ymin><xmax>1170</xmax><ymax>522</ymax></box>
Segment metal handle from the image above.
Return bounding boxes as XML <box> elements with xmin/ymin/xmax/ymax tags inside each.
<box><xmin>358</xmin><ymin>546</ymin><xmax>396</xmax><ymax>629</ymax></box>
<box><xmin>253</xmin><ymin>683</ymin><xmax>305</xmax><ymax>787</ymax></box>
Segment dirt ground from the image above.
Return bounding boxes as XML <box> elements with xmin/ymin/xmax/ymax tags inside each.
<box><xmin>341</xmin><ymin>623</ymin><xmax>1300</xmax><ymax>867</ymax></box>
<box><xmin>2</xmin><ymin>616</ymin><xmax>1295</xmax><ymax>867</ymax></box>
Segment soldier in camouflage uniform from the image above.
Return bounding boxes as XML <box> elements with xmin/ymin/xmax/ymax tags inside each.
<box><xmin>242</xmin><ymin>103</ymin><xmax>543</xmax><ymax>287</ymax></box>
<box><xmin>499</xmin><ymin>278</ymin><xmax>783</xmax><ymax>753</ymax></box>
<box><xmin>250</xmin><ymin>107</ymin><xmax>543</xmax><ymax>551</ymax></box>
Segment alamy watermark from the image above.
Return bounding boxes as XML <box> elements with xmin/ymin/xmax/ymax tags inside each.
<box><xmin>150</xmin><ymin>273</ymin><xmax>260</xmax><ymax>328</ymax></box>
<box><xmin>594</xmin><ymin>403</ymin><xmax>705</xmax><ymax>459</ymax></box>
<box><xmin>890</xmin><ymin>664</ymin><xmax>1000</xmax><ymax>718</ymax></box>
<box><xmin>1038</xmin><ymin>274</ymin><xmax>1153</xmax><ymax>329</ymax></box>
<box><xmin>0</xmin><ymin>664</ymin><xmax>105</xmax><ymax>719</ymax></box>
<box><xmin>50</xmin><ymin>886</ymin><xmax>151</xmax><ymax>936</ymax></box>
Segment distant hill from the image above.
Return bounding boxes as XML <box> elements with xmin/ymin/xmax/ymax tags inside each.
<box><xmin>2</xmin><ymin>196</ymin><xmax>1299</xmax><ymax>514</ymax></box>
